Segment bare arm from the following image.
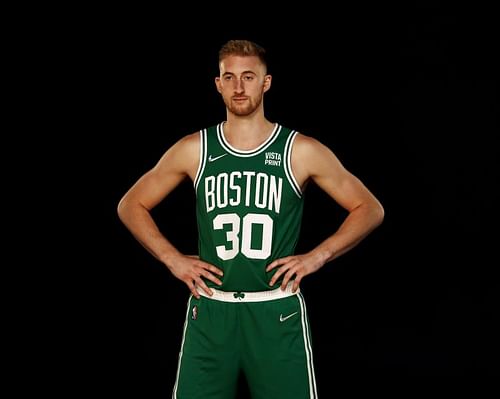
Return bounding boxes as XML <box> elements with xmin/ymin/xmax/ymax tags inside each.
<box><xmin>117</xmin><ymin>132</ymin><xmax>223</xmax><ymax>298</ymax></box>
<box><xmin>267</xmin><ymin>134</ymin><xmax>384</xmax><ymax>291</ymax></box>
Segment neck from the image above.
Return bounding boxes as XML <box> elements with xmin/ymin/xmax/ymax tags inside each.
<box><xmin>223</xmin><ymin>112</ymin><xmax>275</xmax><ymax>151</ymax></box>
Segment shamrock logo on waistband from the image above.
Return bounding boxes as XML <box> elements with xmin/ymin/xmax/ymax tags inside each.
<box><xmin>233</xmin><ymin>292</ymin><xmax>246</xmax><ymax>300</ymax></box>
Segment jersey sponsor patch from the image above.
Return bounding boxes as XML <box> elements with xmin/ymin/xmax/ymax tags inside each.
<box><xmin>264</xmin><ymin>151</ymin><xmax>282</xmax><ymax>166</ymax></box>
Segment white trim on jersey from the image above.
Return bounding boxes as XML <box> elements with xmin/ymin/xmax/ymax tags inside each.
<box><xmin>217</xmin><ymin>122</ymin><xmax>282</xmax><ymax>157</ymax></box>
<box><xmin>194</xmin><ymin>129</ymin><xmax>207</xmax><ymax>192</ymax></box>
<box><xmin>298</xmin><ymin>293</ymin><xmax>318</xmax><ymax>399</ymax></box>
<box><xmin>172</xmin><ymin>296</ymin><xmax>195</xmax><ymax>399</ymax></box>
<box><xmin>284</xmin><ymin>130</ymin><xmax>302</xmax><ymax>198</ymax></box>
<box><xmin>197</xmin><ymin>281</ymin><xmax>299</xmax><ymax>302</ymax></box>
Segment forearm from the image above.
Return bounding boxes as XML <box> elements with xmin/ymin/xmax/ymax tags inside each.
<box><xmin>117</xmin><ymin>203</ymin><xmax>181</xmax><ymax>266</ymax></box>
<box><xmin>309</xmin><ymin>202</ymin><xmax>384</xmax><ymax>266</ymax></box>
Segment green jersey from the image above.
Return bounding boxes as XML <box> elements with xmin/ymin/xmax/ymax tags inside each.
<box><xmin>194</xmin><ymin>122</ymin><xmax>304</xmax><ymax>291</ymax></box>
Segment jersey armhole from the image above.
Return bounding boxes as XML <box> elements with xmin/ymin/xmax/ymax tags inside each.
<box><xmin>193</xmin><ymin>129</ymin><xmax>207</xmax><ymax>192</ymax></box>
<box><xmin>284</xmin><ymin>130</ymin><xmax>302</xmax><ymax>198</ymax></box>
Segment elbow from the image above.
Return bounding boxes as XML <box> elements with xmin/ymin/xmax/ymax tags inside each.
<box><xmin>117</xmin><ymin>195</ymin><xmax>129</xmax><ymax>223</ymax></box>
<box><xmin>117</xmin><ymin>193</ymin><xmax>149</xmax><ymax>224</ymax></box>
<box><xmin>373</xmin><ymin>201</ymin><xmax>385</xmax><ymax>228</ymax></box>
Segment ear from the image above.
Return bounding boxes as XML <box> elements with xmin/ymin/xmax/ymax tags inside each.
<box><xmin>263</xmin><ymin>74</ymin><xmax>272</xmax><ymax>92</ymax></box>
<box><xmin>215</xmin><ymin>77</ymin><xmax>222</xmax><ymax>93</ymax></box>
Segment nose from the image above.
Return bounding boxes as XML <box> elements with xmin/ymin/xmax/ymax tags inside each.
<box><xmin>233</xmin><ymin>77</ymin><xmax>245</xmax><ymax>93</ymax></box>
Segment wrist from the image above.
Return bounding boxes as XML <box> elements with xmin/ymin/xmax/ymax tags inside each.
<box><xmin>159</xmin><ymin>249</ymin><xmax>183</xmax><ymax>269</ymax></box>
<box><xmin>310</xmin><ymin>246</ymin><xmax>331</xmax><ymax>268</ymax></box>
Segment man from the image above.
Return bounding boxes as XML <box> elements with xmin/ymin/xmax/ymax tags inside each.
<box><xmin>117</xmin><ymin>39</ymin><xmax>384</xmax><ymax>399</ymax></box>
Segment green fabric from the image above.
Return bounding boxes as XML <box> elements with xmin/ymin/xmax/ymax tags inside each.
<box><xmin>195</xmin><ymin>123</ymin><xmax>304</xmax><ymax>292</ymax></box>
<box><xmin>173</xmin><ymin>294</ymin><xmax>317</xmax><ymax>398</ymax></box>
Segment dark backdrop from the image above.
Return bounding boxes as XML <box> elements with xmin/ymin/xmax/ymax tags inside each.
<box><xmin>54</xmin><ymin>3</ymin><xmax>498</xmax><ymax>397</ymax></box>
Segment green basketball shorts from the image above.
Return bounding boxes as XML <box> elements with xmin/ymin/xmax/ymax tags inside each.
<box><xmin>172</xmin><ymin>283</ymin><xmax>318</xmax><ymax>398</ymax></box>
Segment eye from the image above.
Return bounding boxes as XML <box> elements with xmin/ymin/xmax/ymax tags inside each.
<box><xmin>243</xmin><ymin>75</ymin><xmax>254</xmax><ymax>81</ymax></box>
<box><xmin>223</xmin><ymin>76</ymin><xmax>233</xmax><ymax>81</ymax></box>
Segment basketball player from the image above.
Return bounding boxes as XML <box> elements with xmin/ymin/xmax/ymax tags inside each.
<box><xmin>117</xmin><ymin>39</ymin><xmax>384</xmax><ymax>398</ymax></box>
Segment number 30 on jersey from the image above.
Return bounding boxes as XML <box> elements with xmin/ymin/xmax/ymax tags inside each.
<box><xmin>213</xmin><ymin>213</ymin><xmax>273</xmax><ymax>260</ymax></box>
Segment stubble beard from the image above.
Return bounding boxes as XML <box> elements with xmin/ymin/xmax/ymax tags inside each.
<box><xmin>225</xmin><ymin>93</ymin><xmax>264</xmax><ymax>117</ymax></box>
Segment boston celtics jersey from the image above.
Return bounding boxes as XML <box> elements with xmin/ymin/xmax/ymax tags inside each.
<box><xmin>194</xmin><ymin>122</ymin><xmax>304</xmax><ymax>292</ymax></box>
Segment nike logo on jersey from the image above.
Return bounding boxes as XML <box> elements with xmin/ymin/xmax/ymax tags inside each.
<box><xmin>208</xmin><ymin>153</ymin><xmax>228</xmax><ymax>162</ymax></box>
<box><xmin>279</xmin><ymin>311</ymin><xmax>298</xmax><ymax>322</ymax></box>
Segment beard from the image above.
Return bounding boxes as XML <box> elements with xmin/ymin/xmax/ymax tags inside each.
<box><xmin>224</xmin><ymin>93</ymin><xmax>264</xmax><ymax>117</ymax></box>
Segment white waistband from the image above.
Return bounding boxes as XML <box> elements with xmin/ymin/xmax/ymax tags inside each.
<box><xmin>197</xmin><ymin>282</ymin><xmax>299</xmax><ymax>303</ymax></box>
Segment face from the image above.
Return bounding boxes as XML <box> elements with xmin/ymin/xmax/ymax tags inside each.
<box><xmin>215</xmin><ymin>55</ymin><xmax>271</xmax><ymax>117</ymax></box>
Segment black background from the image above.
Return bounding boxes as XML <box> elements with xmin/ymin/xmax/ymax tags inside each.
<box><xmin>38</xmin><ymin>3</ymin><xmax>498</xmax><ymax>398</ymax></box>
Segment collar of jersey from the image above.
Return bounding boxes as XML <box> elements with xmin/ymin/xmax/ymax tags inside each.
<box><xmin>217</xmin><ymin>122</ymin><xmax>282</xmax><ymax>157</ymax></box>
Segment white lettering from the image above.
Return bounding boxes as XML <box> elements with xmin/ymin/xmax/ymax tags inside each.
<box><xmin>264</xmin><ymin>159</ymin><xmax>281</xmax><ymax>166</ymax></box>
<box><xmin>204</xmin><ymin>171</ymin><xmax>283</xmax><ymax>214</ymax></box>
<box><xmin>255</xmin><ymin>173</ymin><xmax>268</xmax><ymax>209</ymax></box>
<box><xmin>205</xmin><ymin>176</ymin><xmax>215</xmax><ymax>212</ymax></box>
<box><xmin>268</xmin><ymin>175</ymin><xmax>282</xmax><ymax>213</ymax></box>
<box><xmin>216</xmin><ymin>173</ymin><xmax>228</xmax><ymax>209</ymax></box>
<box><xmin>243</xmin><ymin>171</ymin><xmax>255</xmax><ymax>207</ymax></box>
<box><xmin>229</xmin><ymin>171</ymin><xmax>241</xmax><ymax>206</ymax></box>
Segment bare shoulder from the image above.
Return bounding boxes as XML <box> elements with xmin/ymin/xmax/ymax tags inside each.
<box><xmin>290</xmin><ymin>132</ymin><xmax>349</xmax><ymax>189</ymax></box>
<box><xmin>293</xmin><ymin>132</ymin><xmax>343</xmax><ymax>167</ymax></box>
<box><xmin>172</xmin><ymin>131</ymin><xmax>200</xmax><ymax>154</ymax></box>
<box><xmin>290</xmin><ymin>132</ymin><xmax>383</xmax><ymax>215</ymax></box>
<box><xmin>292</xmin><ymin>133</ymin><xmax>336</xmax><ymax>158</ymax></box>
<box><xmin>154</xmin><ymin>131</ymin><xmax>201</xmax><ymax>180</ymax></box>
